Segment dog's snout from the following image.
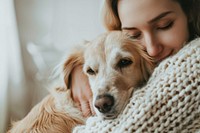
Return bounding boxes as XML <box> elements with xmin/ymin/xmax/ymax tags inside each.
<box><xmin>94</xmin><ymin>94</ymin><xmax>114</xmax><ymax>113</ymax></box>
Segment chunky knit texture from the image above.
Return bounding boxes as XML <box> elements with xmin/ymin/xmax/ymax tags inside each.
<box><xmin>73</xmin><ymin>38</ymin><xmax>200</xmax><ymax>133</ymax></box>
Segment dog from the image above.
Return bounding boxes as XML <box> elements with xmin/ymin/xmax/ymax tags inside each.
<box><xmin>8</xmin><ymin>31</ymin><xmax>154</xmax><ymax>133</ymax></box>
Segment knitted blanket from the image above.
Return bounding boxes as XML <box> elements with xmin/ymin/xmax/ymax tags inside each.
<box><xmin>73</xmin><ymin>38</ymin><xmax>200</xmax><ymax>133</ymax></box>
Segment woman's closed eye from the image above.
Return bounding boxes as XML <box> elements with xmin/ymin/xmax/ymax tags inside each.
<box><xmin>157</xmin><ymin>21</ymin><xmax>174</xmax><ymax>30</ymax></box>
<box><xmin>126</xmin><ymin>32</ymin><xmax>141</xmax><ymax>40</ymax></box>
<box><xmin>124</xmin><ymin>20</ymin><xmax>174</xmax><ymax>40</ymax></box>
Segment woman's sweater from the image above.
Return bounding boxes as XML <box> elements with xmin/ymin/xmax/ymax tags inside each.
<box><xmin>73</xmin><ymin>38</ymin><xmax>200</xmax><ymax>133</ymax></box>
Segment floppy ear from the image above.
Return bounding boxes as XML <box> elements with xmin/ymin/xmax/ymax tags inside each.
<box><xmin>140</xmin><ymin>57</ymin><xmax>155</xmax><ymax>82</ymax></box>
<box><xmin>133</xmin><ymin>42</ymin><xmax>155</xmax><ymax>82</ymax></box>
<box><xmin>62</xmin><ymin>41</ymin><xmax>89</xmax><ymax>89</ymax></box>
<box><xmin>123</xmin><ymin>37</ymin><xmax>155</xmax><ymax>83</ymax></box>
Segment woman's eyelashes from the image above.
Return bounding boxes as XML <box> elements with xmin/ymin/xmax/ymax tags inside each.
<box><xmin>125</xmin><ymin>21</ymin><xmax>174</xmax><ymax>40</ymax></box>
<box><xmin>128</xmin><ymin>32</ymin><xmax>141</xmax><ymax>40</ymax></box>
<box><xmin>132</xmin><ymin>33</ymin><xmax>141</xmax><ymax>39</ymax></box>
<box><xmin>156</xmin><ymin>21</ymin><xmax>174</xmax><ymax>30</ymax></box>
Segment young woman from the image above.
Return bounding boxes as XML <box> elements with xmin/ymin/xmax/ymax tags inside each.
<box><xmin>72</xmin><ymin>0</ymin><xmax>200</xmax><ymax>132</ymax></box>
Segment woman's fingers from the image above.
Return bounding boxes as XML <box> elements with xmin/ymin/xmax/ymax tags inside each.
<box><xmin>70</xmin><ymin>65</ymin><xmax>95</xmax><ymax>117</ymax></box>
<box><xmin>80</xmin><ymin>100</ymin><xmax>92</xmax><ymax>117</ymax></box>
<box><xmin>89</xmin><ymin>98</ymin><xmax>96</xmax><ymax>116</ymax></box>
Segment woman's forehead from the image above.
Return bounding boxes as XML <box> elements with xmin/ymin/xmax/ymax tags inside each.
<box><xmin>117</xmin><ymin>0</ymin><xmax>181</xmax><ymax>28</ymax></box>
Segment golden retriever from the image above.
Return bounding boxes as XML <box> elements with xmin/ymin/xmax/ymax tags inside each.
<box><xmin>8</xmin><ymin>31</ymin><xmax>154</xmax><ymax>133</ymax></box>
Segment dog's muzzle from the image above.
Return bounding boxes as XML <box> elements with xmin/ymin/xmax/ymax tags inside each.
<box><xmin>94</xmin><ymin>94</ymin><xmax>114</xmax><ymax>114</ymax></box>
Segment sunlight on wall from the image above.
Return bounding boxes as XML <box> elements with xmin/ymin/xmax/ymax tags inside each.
<box><xmin>0</xmin><ymin>0</ymin><xmax>27</xmax><ymax>132</ymax></box>
<box><xmin>14</xmin><ymin>0</ymin><xmax>105</xmax><ymax>105</ymax></box>
<box><xmin>1</xmin><ymin>0</ymin><xmax>105</xmax><ymax>132</ymax></box>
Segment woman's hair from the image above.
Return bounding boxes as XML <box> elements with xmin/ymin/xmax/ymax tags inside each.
<box><xmin>101</xmin><ymin>0</ymin><xmax>200</xmax><ymax>40</ymax></box>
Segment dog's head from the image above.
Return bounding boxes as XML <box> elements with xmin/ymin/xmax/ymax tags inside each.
<box><xmin>62</xmin><ymin>31</ymin><xmax>154</xmax><ymax>119</ymax></box>
<box><xmin>83</xmin><ymin>31</ymin><xmax>155</xmax><ymax>119</ymax></box>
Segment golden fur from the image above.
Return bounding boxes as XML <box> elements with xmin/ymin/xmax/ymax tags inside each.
<box><xmin>8</xmin><ymin>31</ymin><xmax>154</xmax><ymax>133</ymax></box>
<box><xmin>83</xmin><ymin>31</ymin><xmax>154</xmax><ymax>118</ymax></box>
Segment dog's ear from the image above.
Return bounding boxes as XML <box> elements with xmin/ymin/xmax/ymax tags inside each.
<box><xmin>123</xmin><ymin>38</ymin><xmax>155</xmax><ymax>83</ymax></box>
<box><xmin>62</xmin><ymin>41</ymin><xmax>89</xmax><ymax>89</ymax></box>
<box><xmin>137</xmin><ymin>45</ymin><xmax>156</xmax><ymax>82</ymax></box>
<box><xmin>140</xmin><ymin>54</ymin><xmax>155</xmax><ymax>82</ymax></box>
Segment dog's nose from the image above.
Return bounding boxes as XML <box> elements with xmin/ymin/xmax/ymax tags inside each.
<box><xmin>94</xmin><ymin>94</ymin><xmax>114</xmax><ymax>113</ymax></box>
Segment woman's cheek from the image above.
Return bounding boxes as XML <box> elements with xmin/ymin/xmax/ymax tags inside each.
<box><xmin>162</xmin><ymin>26</ymin><xmax>188</xmax><ymax>50</ymax></box>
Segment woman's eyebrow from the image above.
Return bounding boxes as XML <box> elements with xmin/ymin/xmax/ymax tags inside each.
<box><xmin>122</xmin><ymin>11</ymin><xmax>174</xmax><ymax>30</ymax></box>
<box><xmin>148</xmin><ymin>11</ymin><xmax>174</xmax><ymax>24</ymax></box>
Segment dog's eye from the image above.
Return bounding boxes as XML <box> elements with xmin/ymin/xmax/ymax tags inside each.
<box><xmin>117</xmin><ymin>58</ymin><xmax>133</xmax><ymax>68</ymax></box>
<box><xmin>86</xmin><ymin>68</ymin><xmax>96</xmax><ymax>75</ymax></box>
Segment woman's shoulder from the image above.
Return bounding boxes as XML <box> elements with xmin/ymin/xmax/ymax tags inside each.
<box><xmin>166</xmin><ymin>37</ymin><xmax>199</xmax><ymax>61</ymax></box>
<box><xmin>150</xmin><ymin>37</ymin><xmax>200</xmax><ymax>79</ymax></box>
<box><xmin>174</xmin><ymin>37</ymin><xmax>200</xmax><ymax>62</ymax></box>
<box><xmin>185</xmin><ymin>37</ymin><xmax>200</xmax><ymax>49</ymax></box>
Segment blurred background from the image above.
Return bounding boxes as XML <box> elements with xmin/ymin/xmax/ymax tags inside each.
<box><xmin>0</xmin><ymin>0</ymin><xmax>104</xmax><ymax>132</ymax></box>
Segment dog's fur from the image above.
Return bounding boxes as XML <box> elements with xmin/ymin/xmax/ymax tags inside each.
<box><xmin>8</xmin><ymin>31</ymin><xmax>154</xmax><ymax>133</ymax></box>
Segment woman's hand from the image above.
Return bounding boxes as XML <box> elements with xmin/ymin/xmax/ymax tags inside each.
<box><xmin>71</xmin><ymin>65</ymin><xmax>95</xmax><ymax>117</ymax></box>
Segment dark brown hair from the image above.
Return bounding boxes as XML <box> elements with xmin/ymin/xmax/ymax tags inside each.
<box><xmin>176</xmin><ymin>0</ymin><xmax>200</xmax><ymax>40</ymax></box>
<box><xmin>101</xmin><ymin>0</ymin><xmax>200</xmax><ymax>41</ymax></box>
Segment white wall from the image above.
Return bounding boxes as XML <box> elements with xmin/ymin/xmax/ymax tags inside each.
<box><xmin>5</xmin><ymin>0</ymin><xmax>105</xmax><ymax>130</ymax></box>
<box><xmin>15</xmin><ymin>0</ymin><xmax>104</xmax><ymax>50</ymax></box>
<box><xmin>14</xmin><ymin>0</ymin><xmax>105</xmax><ymax>104</ymax></box>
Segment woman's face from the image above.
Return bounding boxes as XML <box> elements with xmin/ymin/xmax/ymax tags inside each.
<box><xmin>118</xmin><ymin>0</ymin><xmax>189</xmax><ymax>62</ymax></box>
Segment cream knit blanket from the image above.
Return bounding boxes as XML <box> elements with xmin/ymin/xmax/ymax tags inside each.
<box><xmin>73</xmin><ymin>38</ymin><xmax>200</xmax><ymax>133</ymax></box>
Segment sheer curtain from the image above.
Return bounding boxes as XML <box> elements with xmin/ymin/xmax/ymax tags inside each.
<box><xmin>1</xmin><ymin>0</ymin><xmax>104</xmax><ymax>132</ymax></box>
<box><xmin>14</xmin><ymin>0</ymin><xmax>104</xmax><ymax>105</ymax></box>
<box><xmin>0</xmin><ymin>0</ymin><xmax>28</xmax><ymax>132</ymax></box>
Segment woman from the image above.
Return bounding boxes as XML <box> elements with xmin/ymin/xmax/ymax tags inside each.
<box><xmin>72</xmin><ymin>0</ymin><xmax>200</xmax><ymax>132</ymax></box>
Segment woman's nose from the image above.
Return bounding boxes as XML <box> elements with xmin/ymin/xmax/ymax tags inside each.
<box><xmin>144</xmin><ymin>35</ymin><xmax>163</xmax><ymax>57</ymax></box>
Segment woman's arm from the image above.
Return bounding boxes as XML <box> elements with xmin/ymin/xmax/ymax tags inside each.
<box><xmin>73</xmin><ymin>38</ymin><xmax>200</xmax><ymax>132</ymax></box>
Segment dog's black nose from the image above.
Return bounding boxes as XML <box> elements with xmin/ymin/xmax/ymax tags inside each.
<box><xmin>94</xmin><ymin>94</ymin><xmax>114</xmax><ymax>113</ymax></box>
